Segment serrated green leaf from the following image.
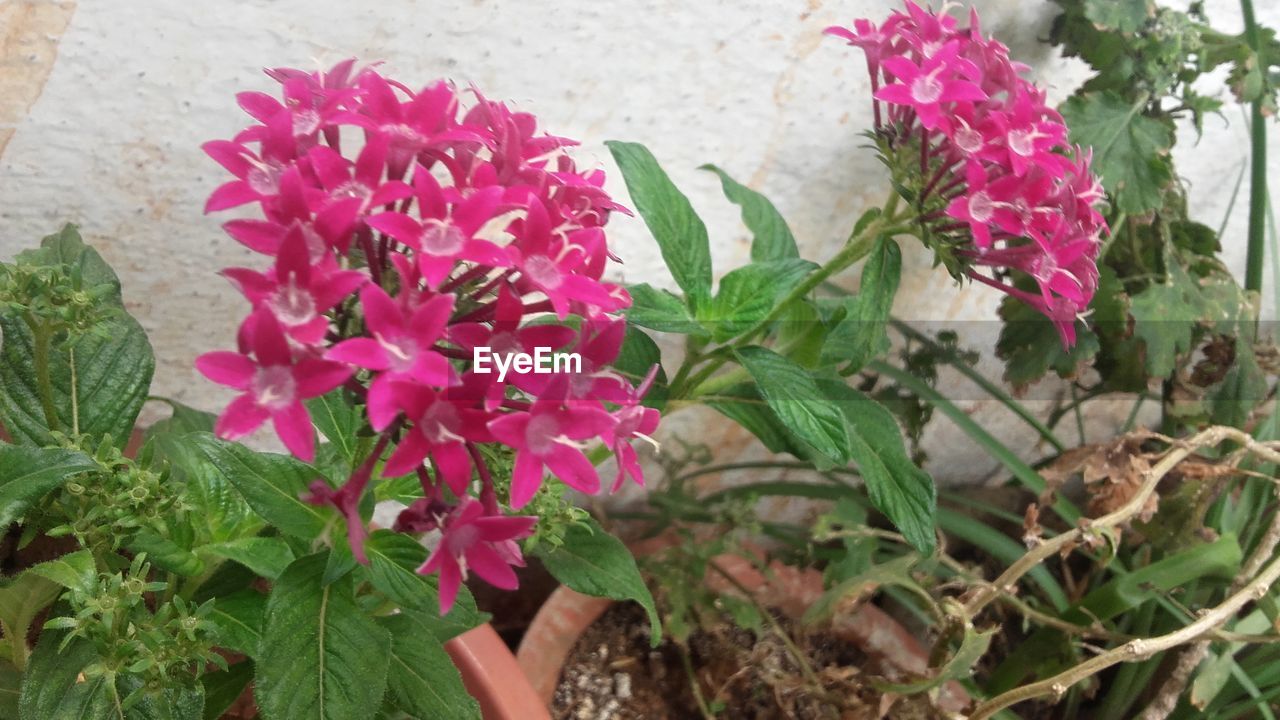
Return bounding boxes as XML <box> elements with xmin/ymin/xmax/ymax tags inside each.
<box><xmin>0</xmin><ymin>572</ymin><xmax>60</xmax><ymax>670</ymax></box>
<box><xmin>154</xmin><ymin>432</ymin><xmax>264</xmax><ymax>544</ymax></box>
<box><xmin>0</xmin><ymin>659</ymin><xmax>20</xmax><ymax>718</ymax></box>
<box><xmin>27</xmin><ymin>549</ymin><xmax>96</xmax><ymax>593</ymax></box>
<box><xmin>822</xmin><ymin>237</ymin><xmax>901</xmax><ymax>372</ymax></box>
<box><xmin>702</xmin><ymin>384</ymin><xmax>817</xmax><ymax>463</ymax></box>
<box><xmin>0</xmin><ymin>311</ymin><xmax>154</xmax><ymax>449</ymax></box>
<box><xmin>1083</xmin><ymin>0</ymin><xmax>1151</xmax><ymax>33</ymax></box>
<box><xmin>208</xmin><ymin>590</ymin><xmax>267</xmax><ymax>659</ymax></box>
<box><xmin>625</xmin><ymin>284</ymin><xmax>704</xmax><ymax>335</ymax></box>
<box><xmin>533</xmin><ymin>518</ymin><xmax>661</xmax><ymax>646</ymax></box>
<box><xmin>201</xmin><ymin>537</ymin><xmax>295</xmax><ymax>581</ymax></box>
<box><xmin>255</xmin><ymin>553</ymin><xmax>390</xmax><ymax>720</ymax></box>
<box><xmin>816</xmin><ymin>379</ymin><xmax>936</xmax><ymax>554</ymax></box>
<box><xmin>189</xmin><ymin>433</ymin><xmax>330</xmax><ymax>541</ymax></box>
<box><xmin>734</xmin><ymin>346</ymin><xmax>850</xmax><ymax>464</ymax></box>
<box><xmin>305</xmin><ymin>391</ymin><xmax>362</xmax><ymax>468</ymax></box>
<box><xmin>1062</xmin><ymin>90</ymin><xmax>1173</xmax><ymax>214</ymax></box>
<box><xmin>127</xmin><ymin>530</ymin><xmax>203</xmax><ymax>577</ymax></box>
<box><xmin>0</xmin><ymin>446</ymin><xmax>98</xmax><ymax>534</ymax></box>
<box><xmin>364</xmin><ymin>531</ymin><xmax>484</xmax><ymax>639</ymax></box>
<box><xmin>116</xmin><ymin>675</ymin><xmax>203</xmax><ymax>720</ymax></box>
<box><xmin>607</xmin><ymin>141</ymin><xmax>712</xmax><ymax>308</ymax></box>
<box><xmin>1130</xmin><ymin>262</ymin><xmax>1203</xmax><ymax>376</ymax></box>
<box><xmin>702</xmin><ymin>259</ymin><xmax>817</xmax><ymax>342</ymax></box>
<box><xmin>19</xmin><ymin>630</ymin><xmax>117</xmax><ymax>719</ymax></box>
<box><xmin>996</xmin><ymin>293</ymin><xmax>1100</xmax><ymax>387</ymax></box>
<box><xmin>700</xmin><ymin>164</ymin><xmax>798</xmax><ymax>262</ymax></box>
<box><xmin>378</xmin><ymin>613</ymin><xmax>480</xmax><ymax>720</ymax></box>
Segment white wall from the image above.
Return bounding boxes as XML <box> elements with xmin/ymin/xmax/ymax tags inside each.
<box><xmin>2</xmin><ymin>0</ymin><xmax>1277</xmax><ymax>483</ymax></box>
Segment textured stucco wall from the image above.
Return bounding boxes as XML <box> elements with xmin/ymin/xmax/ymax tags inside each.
<box><xmin>1</xmin><ymin>0</ymin><xmax>1278</xmax><ymax>484</ymax></box>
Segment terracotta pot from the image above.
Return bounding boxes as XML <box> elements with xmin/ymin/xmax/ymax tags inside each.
<box><xmin>516</xmin><ymin>547</ymin><xmax>970</xmax><ymax>715</ymax></box>
<box><xmin>446</xmin><ymin>623</ymin><xmax>552</xmax><ymax>720</ymax></box>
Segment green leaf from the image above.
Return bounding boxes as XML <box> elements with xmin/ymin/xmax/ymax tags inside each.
<box><xmin>533</xmin><ymin>518</ymin><xmax>662</xmax><ymax>646</ymax></box>
<box><xmin>822</xmin><ymin>237</ymin><xmax>901</xmax><ymax>372</ymax></box>
<box><xmin>702</xmin><ymin>259</ymin><xmax>817</xmax><ymax>342</ymax></box>
<box><xmin>702</xmin><ymin>384</ymin><xmax>816</xmax><ymax>463</ymax></box>
<box><xmin>816</xmin><ymin>379</ymin><xmax>937</xmax><ymax>554</ymax></box>
<box><xmin>699</xmin><ymin>164</ymin><xmax>798</xmax><ymax>261</ymax></box>
<box><xmin>116</xmin><ymin>676</ymin><xmax>204</xmax><ymax>720</ymax></box>
<box><xmin>0</xmin><ymin>572</ymin><xmax>60</xmax><ymax>669</ymax></box>
<box><xmin>0</xmin><ymin>446</ymin><xmax>98</xmax><ymax>534</ymax></box>
<box><xmin>625</xmin><ymin>284</ymin><xmax>705</xmax><ymax>335</ymax></box>
<box><xmin>378</xmin><ymin>613</ymin><xmax>480</xmax><ymax>720</ymax></box>
<box><xmin>201</xmin><ymin>662</ymin><xmax>254</xmax><ymax>720</ymax></box>
<box><xmin>27</xmin><ymin>549</ymin><xmax>96</xmax><ymax>593</ymax></box>
<box><xmin>208</xmin><ymin>590</ymin><xmax>267</xmax><ymax>659</ymax></box>
<box><xmin>734</xmin><ymin>346</ymin><xmax>850</xmax><ymax>465</ymax></box>
<box><xmin>0</xmin><ymin>659</ymin><xmax>20</xmax><ymax>718</ymax></box>
<box><xmin>995</xmin><ymin>292</ymin><xmax>1100</xmax><ymax>387</ymax></box>
<box><xmin>612</xmin><ymin>325</ymin><xmax>668</xmax><ymax>411</ymax></box>
<box><xmin>0</xmin><ymin>311</ymin><xmax>154</xmax><ymax>449</ymax></box>
<box><xmin>1130</xmin><ymin>262</ymin><xmax>1203</xmax><ymax>376</ymax></box>
<box><xmin>1061</xmin><ymin>90</ymin><xmax>1173</xmax><ymax>214</ymax></box>
<box><xmin>19</xmin><ymin>631</ymin><xmax>116</xmax><ymax>719</ymax></box>
<box><xmin>127</xmin><ymin>530</ymin><xmax>204</xmax><ymax>577</ymax></box>
<box><xmin>305</xmin><ymin>390</ymin><xmax>362</xmax><ymax>468</ymax></box>
<box><xmin>17</xmin><ymin>225</ymin><xmax>123</xmax><ymax>303</ymax></box>
<box><xmin>1083</xmin><ymin>0</ymin><xmax>1151</xmax><ymax>33</ymax></box>
<box><xmin>363</xmin><ymin>531</ymin><xmax>485</xmax><ymax>640</ymax></box>
<box><xmin>153</xmin><ymin>432</ymin><xmax>263</xmax><ymax>544</ymax></box>
<box><xmin>189</xmin><ymin>433</ymin><xmax>330</xmax><ymax>541</ymax></box>
<box><xmin>255</xmin><ymin>553</ymin><xmax>391</xmax><ymax>720</ymax></box>
<box><xmin>201</xmin><ymin>537</ymin><xmax>296</xmax><ymax>581</ymax></box>
<box><xmin>145</xmin><ymin>399</ymin><xmax>215</xmax><ymax>439</ymax></box>
<box><xmin>606</xmin><ymin>141</ymin><xmax>712</xmax><ymax>308</ymax></box>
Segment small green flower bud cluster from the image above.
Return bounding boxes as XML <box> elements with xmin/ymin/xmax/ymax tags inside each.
<box><xmin>44</xmin><ymin>554</ymin><xmax>223</xmax><ymax>708</ymax></box>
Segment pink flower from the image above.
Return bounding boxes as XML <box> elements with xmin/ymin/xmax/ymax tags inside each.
<box><xmin>875</xmin><ymin>41</ymin><xmax>986</xmax><ymax>130</ymax></box>
<box><xmin>325</xmin><ymin>284</ymin><xmax>456</xmax><ymax>430</ymax></box>
<box><xmin>221</xmin><ymin>227</ymin><xmax>366</xmax><ymax>345</ymax></box>
<box><xmin>365</xmin><ymin>168</ymin><xmax>509</xmax><ymax>288</ymax></box>
<box><xmin>201</xmin><ymin>62</ymin><xmax>660</xmax><ymax>606</ymax></box>
<box><xmin>419</xmin><ymin>499</ymin><xmax>537</xmax><ymax>614</ymax></box>
<box><xmin>382</xmin><ymin>377</ymin><xmax>494</xmax><ymax>493</ymax></box>
<box><xmin>828</xmin><ymin>1</ymin><xmax>1107</xmax><ymax>347</ymax></box>
<box><xmin>196</xmin><ymin>311</ymin><xmax>350</xmax><ymax>460</ymax></box>
<box><xmin>488</xmin><ymin>388</ymin><xmax>617</xmax><ymax>509</ymax></box>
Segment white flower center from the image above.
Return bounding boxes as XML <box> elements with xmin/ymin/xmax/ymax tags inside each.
<box><xmin>524</xmin><ymin>255</ymin><xmax>563</xmax><ymax>289</ymax></box>
<box><xmin>421</xmin><ymin>222</ymin><xmax>466</xmax><ymax>255</ymax></box>
<box><xmin>268</xmin><ymin>280</ymin><xmax>316</xmax><ymax>327</ymax></box>
<box><xmin>968</xmin><ymin>191</ymin><xmax>994</xmax><ymax>222</ymax></box>
<box><xmin>253</xmin><ymin>366</ymin><xmax>296</xmax><ymax>411</ymax></box>
<box><xmin>910</xmin><ymin>72</ymin><xmax>944</xmax><ymax>104</ymax></box>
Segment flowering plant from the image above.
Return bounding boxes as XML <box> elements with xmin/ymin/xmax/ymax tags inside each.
<box><xmin>195</xmin><ymin>61</ymin><xmax>661</xmax><ymax>615</ymax></box>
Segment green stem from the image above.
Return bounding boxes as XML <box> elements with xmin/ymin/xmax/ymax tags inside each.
<box><xmin>682</xmin><ymin>216</ymin><xmax>902</xmax><ymax>398</ymax></box>
<box><xmin>24</xmin><ymin>313</ymin><xmax>61</xmax><ymax>433</ymax></box>
<box><xmin>1241</xmin><ymin>0</ymin><xmax>1268</xmax><ymax>300</ymax></box>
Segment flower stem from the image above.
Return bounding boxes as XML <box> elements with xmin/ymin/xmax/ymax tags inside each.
<box><xmin>24</xmin><ymin>312</ymin><xmax>61</xmax><ymax>433</ymax></box>
<box><xmin>1241</xmin><ymin>0</ymin><xmax>1268</xmax><ymax>305</ymax></box>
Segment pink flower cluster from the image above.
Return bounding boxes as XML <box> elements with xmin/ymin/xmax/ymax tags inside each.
<box><xmin>827</xmin><ymin>1</ymin><xmax>1106</xmax><ymax>346</ymax></box>
<box><xmin>195</xmin><ymin>61</ymin><xmax>659</xmax><ymax>612</ymax></box>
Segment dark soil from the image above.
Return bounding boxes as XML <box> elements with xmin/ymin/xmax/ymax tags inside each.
<box><xmin>552</xmin><ymin>603</ymin><xmax>945</xmax><ymax>720</ymax></box>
